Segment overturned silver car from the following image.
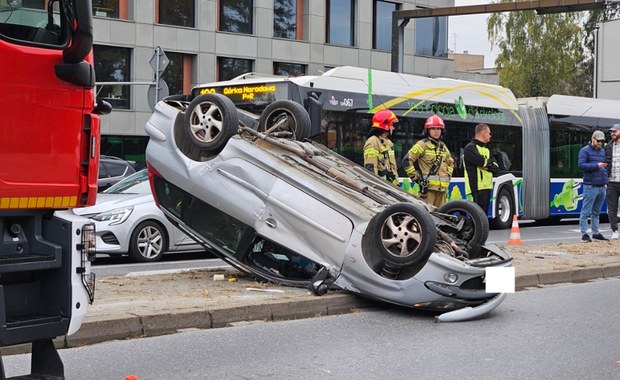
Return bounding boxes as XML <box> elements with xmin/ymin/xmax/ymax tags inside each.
<box><xmin>145</xmin><ymin>94</ymin><xmax>513</xmax><ymax>322</ymax></box>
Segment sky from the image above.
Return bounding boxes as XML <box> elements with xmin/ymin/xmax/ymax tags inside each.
<box><xmin>448</xmin><ymin>0</ymin><xmax>499</xmax><ymax>68</ymax></box>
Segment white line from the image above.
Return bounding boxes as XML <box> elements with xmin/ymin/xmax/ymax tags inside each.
<box><xmin>125</xmin><ymin>265</ymin><xmax>232</xmax><ymax>277</ymax></box>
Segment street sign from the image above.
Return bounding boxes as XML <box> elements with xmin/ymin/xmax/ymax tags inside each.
<box><xmin>149</xmin><ymin>47</ymin><xmax>169</xmax><ymax>74</ymax></box>
<box><xmin>147</xmin><ymin>79</ymin><xmax>169</xmax><ymax>111</ymax></box>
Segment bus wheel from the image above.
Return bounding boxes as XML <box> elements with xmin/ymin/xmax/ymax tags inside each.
<box><xmin>490</xmin><ymin>187</ymin><xmax>515</xmax><ymax>230</ymax></box>
<box><xmin>370</xmin><ymin>203</ymin><xmax>436</xmax><ymax>267</ymax></box>
<box><xmin>183</xmin><ymin>94</ymin><xmax>239</xmax><ymax>156</ymax></box>
<box><xmin>258</xmin><ymin>100</ymin><xmax>311</xmax><ymax>141</ymax></box>
<box><xmin>436</xmin><ymin>199</ymin><xmax>489</xmax><ymax>248</ymax></box>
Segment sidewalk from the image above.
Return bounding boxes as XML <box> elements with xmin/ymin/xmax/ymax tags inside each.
<box><xmin>3</xmin><ymin>242</ymin><xmax>620</xmax><ymax>355</ymax></box>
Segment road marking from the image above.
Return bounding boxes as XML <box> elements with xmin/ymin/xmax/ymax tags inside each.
<box><xmin>125</xmin><ymin>265</ymin><xmax>231</xmax><ymax>277</ymax></box>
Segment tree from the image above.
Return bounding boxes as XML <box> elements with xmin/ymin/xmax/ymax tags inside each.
<box><xmin>487</xmin><ymin>1</ymin><xmax>585</xmax><ymax>98</ymax></box>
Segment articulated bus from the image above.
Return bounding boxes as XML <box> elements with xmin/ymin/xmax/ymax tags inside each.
<box><xmin>191</xmin><ymin>66</ymin><xmax>620</xmax><ymax>229</ymax></box>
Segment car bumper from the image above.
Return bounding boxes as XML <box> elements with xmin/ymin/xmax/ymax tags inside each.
<box><xmin>435</xmin><ymin>293</ymin><xmax>507</xmax><ymax>322</ymax></box>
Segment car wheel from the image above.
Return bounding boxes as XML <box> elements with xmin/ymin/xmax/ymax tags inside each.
<box><xmin>258</xmin><ymin>100</ymin><xmax>311</xmax><ymax>141</ymax></box>
<box><xmin>490</xmin><ymin>187</ymin><xmax>515</xmax><ymax>230</ymax></box>
<box><xmin>128</xmin><ymin>221</ymin><xmax>167</xmax><ymax>262</ymax></box>
<box><xmin>436</xmin><ymin>199</ymin><xmax>489</xmax><ymax>248</ymax></box>
<box><xmin>371</xmin><ymin>203</ymin><xmax>436</xmax><ymax>267</ymax></box>
<box><xmin>183</xmin><ymin>93</ymin><xmax>239</xmax><ymax>156</ymax></box>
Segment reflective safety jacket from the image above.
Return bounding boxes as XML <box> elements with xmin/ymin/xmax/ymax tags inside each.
<box><xmin>463</xmin><ymin>138</ymin><xmax>497</xmax><ymax>194</ymax></box>
<box><xmin>403</xmin><ymin>138</ymin><xmax>454</xmax><ymax>192</ymax></box>
<box><xmin>363</xmin><ymin>135</ymin><xmax>398</xmax><ymax>179</ymax></box>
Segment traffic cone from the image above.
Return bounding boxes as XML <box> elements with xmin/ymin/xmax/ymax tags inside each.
<box><xmin>125</xmin><ymin>376</ymin><xmax>138</xmax><ymax>380</ymax></box>
<box><xmin>507</xmin><ymin>215</ymin><xmax>524</xmax><ymax>245</ymax></box>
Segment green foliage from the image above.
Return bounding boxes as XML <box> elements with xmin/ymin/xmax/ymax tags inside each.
<box><xmin>487</xmin><ymin>1</ymin><xmax>584</xmax><ymax>98</ymax></box>
<box><xmin>487</xmin><ymin>1</ymin><xmax>620</xmax><ymax>98</ymax></box>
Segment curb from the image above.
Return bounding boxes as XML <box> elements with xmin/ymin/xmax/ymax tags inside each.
<box><xmin>2</xmin><ymin>268</ymin><xmax>619</xmax><ymax>356</ymax></box>
<box><xmin>64</xmin><ymin>293</ymin><xmax>376</xmax><ymax>348</ymax></box>
<box><xmin>515</xmin><ymin>265</ymin><xmax>620</xmax><ymax>289</ymax></box>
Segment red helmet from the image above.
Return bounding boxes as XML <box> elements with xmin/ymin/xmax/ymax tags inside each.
<box><xmin>372</xmin><ymin>110</ymin><xmax>398</xmax><ymax>131</ymax></box>
<box><xmin>424</xmin><ymin>115</ymin><xmax>445</xmax><ymax>130</ymax></box>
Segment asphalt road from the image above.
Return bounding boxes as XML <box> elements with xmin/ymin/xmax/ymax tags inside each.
<box><xmin>487</xmin><ymin>219</ymin><xmax>612</xmax><ymax>244</ymax></box>
<box><xmin>4</xmin><ymin>278</ymin><xmax>619</xmax><ymax>379</ymax></box>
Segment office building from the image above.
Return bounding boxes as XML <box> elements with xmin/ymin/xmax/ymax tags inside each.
<box><xmin>93</xmin><ymin>1</ymin><xmax>466</xmax><ymax>161</ymax></box>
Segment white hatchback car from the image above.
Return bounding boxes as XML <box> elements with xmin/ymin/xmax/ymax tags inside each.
<box><xmin>73</xmin><ymin>169</ymin><xmax>204</xmax><ymax>262</ymax></box>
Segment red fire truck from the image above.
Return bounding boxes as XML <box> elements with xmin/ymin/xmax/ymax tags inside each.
<box><xmin>0</xmin><ymin>1</ymin><xmax>107</xmax><ymax>378</ymax></box>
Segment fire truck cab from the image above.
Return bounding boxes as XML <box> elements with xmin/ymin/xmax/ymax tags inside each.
<box><xmin>0</xmin><ymin>1</ymin><xmax>106</xmax><ymax>378</ymax></box>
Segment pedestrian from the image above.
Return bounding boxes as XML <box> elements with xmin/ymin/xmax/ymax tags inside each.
<box><xmin>402</xmin><ymin>115</ymin><xmax>454</xmax><ymax>207</ymax></box>
<box><xmin>363</xmin><ymin>109</ymin><xmax>399</xmax><ymax>183</ymax></box>
<box><xmin>578</xmin><ymin>130</ymin><xmax>609</xmax><ymax>242</ymax></box>
<box><xmin>605</xmin><ymin>124</ymin><xmax>620</xmax><ymax>240</ymax></box>
<box><xmin>463</xmin><ymin>123</ymin><xmax>499</xmax><ymax>214</ymax></box>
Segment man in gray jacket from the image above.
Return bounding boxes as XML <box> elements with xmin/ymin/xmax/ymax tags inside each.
<box><xmin>605</xmin><ymin>124</ymin><xmax>620</xmax><ymax>240</ymax></box>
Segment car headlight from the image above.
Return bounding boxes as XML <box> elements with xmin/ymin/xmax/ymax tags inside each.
<box><xmin>91</xmin><ymin>206</ymin><xmax>133</xmax><ymax>226</ymax></box>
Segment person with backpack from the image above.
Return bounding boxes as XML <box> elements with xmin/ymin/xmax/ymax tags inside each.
<box><xmin>402</xmin><ymin>115</ymin><xmax>454</xmax><ymax>207</ymax></box>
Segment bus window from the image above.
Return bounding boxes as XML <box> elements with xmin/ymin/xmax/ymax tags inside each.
<box><xmin>550</xmin><ymin>125</ymin><xmax>591</xmax><ymax>178</ymax></box>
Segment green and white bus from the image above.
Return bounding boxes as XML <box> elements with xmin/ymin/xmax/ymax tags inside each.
<box><xmin>191</xmin><ymin>66</ymin><xmax>619</xmax><ymax>229</ymax></box>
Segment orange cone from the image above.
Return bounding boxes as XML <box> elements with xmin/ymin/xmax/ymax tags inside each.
<box><xmin>507</xmin><ymin>215</ymin><xmax>524</xmax><ymax>244</ymax></box>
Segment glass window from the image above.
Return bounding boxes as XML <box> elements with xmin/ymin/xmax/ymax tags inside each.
<box><xmin>94</xmin><ymin>45</ymin><xmax>131</xmax><ymax>109</ymax></box>
<box><xmin>162</xmin><ymin>52</ymin><xmax>186</xmax><ymax>96</ymax></box>
<box><xmin>101</xmin><ymin>135</ymin><xmax>148</xmax><ymax>166</ymax></box>
<box><xmin>92</xmin><ymin>0</ymin><xmax>119</xmax><ymax>18</ymax></box>
<box><xmin>327</xmin><ymin>0</ymin><xmax>354</xmax><ymax>46</ymax></box>
<box><xmin>220</xmin><ymin>0</ymin><xmax>253</xmax><ymax>34</ymax></box>
<box><xmin>218</xmin><ymin>57</ymin><xmax>253</xmax><ymax>81</ymax></box>
<box><xmin>274</xmin><ymin>0</ymin><xmax>296</xmax><ymax>39</ymax></box>
<box><xmin>374</xmin><ymin>1</ymin><xmax>397</xmax><ymax>51</ymax></box>
<box><xmin>415</xmin><ymin>16</ymin><xmax>448</xmax><ymax>58</ymax></box>
<box><xmin>153</xmin><ymin>177</ymin><xmax>252</xmax><ymax>254</ymax></box>
<box><xmin>274</xmin><ymin>62</ymin><xmax>306</xmax><ymax>77</ymax></box>
<box><xmin>549</xmin><ymin>123</ymin><xmax>592</xmax><ymax>179</ymax></box>
<box><xmin>159</xmin><ymin>0</ymin><xmax>195</xmax><ymax>27</ymax></box>
<box><xmin>0</xmin><ymin>0</ymin><xmax>65</xmax><ymax>46</ymax></box>
<box><xmin>21</xmin><ymin>1</ymin><xmax>45</xmax><ymax>9</ymax></box>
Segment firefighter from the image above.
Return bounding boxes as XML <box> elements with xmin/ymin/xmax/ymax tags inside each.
<box><xmin>402</xmin><ymin>114</ymin><xmax>455</xmax><ymax>207</ymax></box>
<box><xmin>363</xmin><ymin>109</ymin><xmax>399</xmax><ymax>182</ymax></box>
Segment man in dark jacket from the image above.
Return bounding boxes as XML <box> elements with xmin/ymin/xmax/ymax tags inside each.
<box><xmin>605</xmin><ymin>124</ymin><xmax>620</xmax><ymax>240</ymax></box>
<box><xmin>578</xmin><ymin>130</ymin><xmax>609</xmax><ymax>242</ymax></box>
<box><xmin>464</xmin><ymin>123</ymin><xmax>499</xmax><ymax>214</ymax></box>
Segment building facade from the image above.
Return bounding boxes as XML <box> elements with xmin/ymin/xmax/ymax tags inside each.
<box><xmin>595</xmin><ymin>18</ymin><xmax>620</xmax><ymax>101</ymax></box>
<box><xmin>93</xmin><ymin>0</ymin><xmax>462</xmax><ymax>161</ymax></box>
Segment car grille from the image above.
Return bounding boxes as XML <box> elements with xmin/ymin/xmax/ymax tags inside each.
<box><xmin>101</xmin><ymin>232</ymin><xmax>119</xmax><ymax>245</ymax></box>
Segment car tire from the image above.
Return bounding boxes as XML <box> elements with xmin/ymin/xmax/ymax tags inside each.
<box><xmin>490</xmin><ymin>187</ymin><xmax>515</xmax><ymax>230</ymax></box>
<box><xmin>371</xmin><ymin>202</ymin><xmax>436</xmax><ymax>267</ymax></box>
<box><xmin>436</xmin><ymin>199</ymin><xmax>489</xmax><ymax>248</ymax></box>
<box><xmin>183</xmin><ymin>93</ymin><xmax>239</xmax><ymax>156</ymax></box>
<box><xmin>258</xmin><ymin>100</ymin><xmax>311</xmax><ymax>141</ymax></box>
<box><xmin>128</xmin><ymin>221</ymin><xmax>167</xmax><ymax>262</ymax></box>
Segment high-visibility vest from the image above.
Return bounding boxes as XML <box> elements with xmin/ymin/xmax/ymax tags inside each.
<box><xmin>464</xmin><ymin>142</ymin><xmax>494</xmax><ymax>194</ymax></box>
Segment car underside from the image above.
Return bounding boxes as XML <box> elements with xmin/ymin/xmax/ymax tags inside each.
<box><xmin>145</xmin><ymin>94</ymin><xmax>514</xmax><ymax>322</ymax></box>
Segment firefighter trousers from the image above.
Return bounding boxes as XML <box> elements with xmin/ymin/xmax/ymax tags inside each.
<box><xmin>420</xmin><ymin>189</ymin><xmax>447</xmax><ymax>208</ymax></box>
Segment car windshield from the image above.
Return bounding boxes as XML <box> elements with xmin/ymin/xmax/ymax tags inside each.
<box><xmin>103</xmin><ymin>169</ymin><xmax>150</xmax><ymax>194</ymax></box>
